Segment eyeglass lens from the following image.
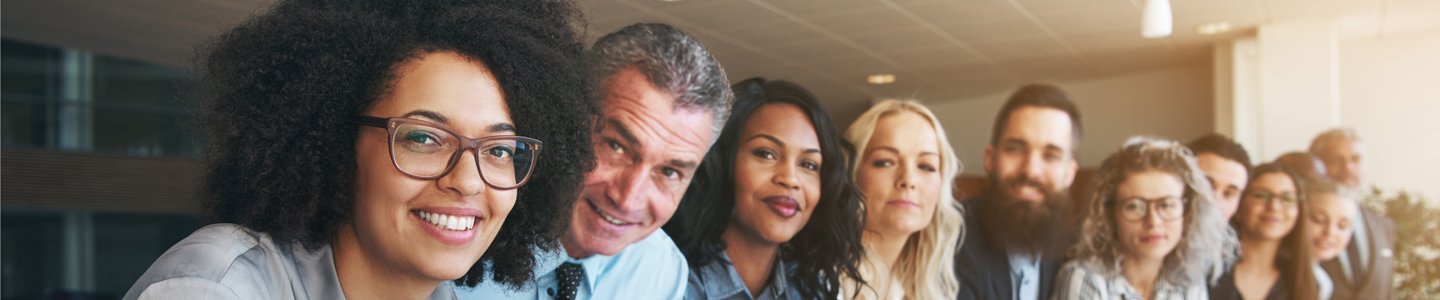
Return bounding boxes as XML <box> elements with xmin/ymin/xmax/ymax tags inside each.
<box><xmin>390</xmin><ymin>122</ymin><xmax>535</xmax><ymax>188</ymax></box>
<box><xmin>1117</xmin><ymin>197</ymin><xmax>1185</xmax><ymax>221</ymax></box>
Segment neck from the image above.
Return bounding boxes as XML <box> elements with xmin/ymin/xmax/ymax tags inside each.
<box><xmin>333</xmin><ymin>225</ymin><xmax>441</xmax><ymax>300</ymax></box>
<box><xmin>1238</xmin><ymin>234</ymin><xmax>1282</xmax><ymax>271</ymax></box>
<box><xmin>721</xmin><ymin>226</ymin><xmax>780</xmax><ymax>297</ymax></box>
<box><xmin>864</xmin><ymin>229</ymin><xmax>909</xmax><ymax>272</ymax></box>
<box><xmin>560</xmin><ymin>232</ymin><xmax>594</xmax><ymax>259</ymax></box>
<box><xmin>1122</xmin><ymin>255</ymin><xmax>1165</xmax><ymax>298</ymax></box>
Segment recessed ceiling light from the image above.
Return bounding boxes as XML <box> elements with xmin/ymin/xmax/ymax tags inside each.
<box><xmin>867</xmin><ymin>74</ymin><xmax>896</xmax><ymax>85</ymax></box>
<box><xmin>1196</xmin><ymin>22</ymin><xmax>1233</xmax><ymax>35</ymax></box>
<box><xmin>661</xmin><ymin>0</ymin><xmax>684</xmax><ymax>2</ymax></box>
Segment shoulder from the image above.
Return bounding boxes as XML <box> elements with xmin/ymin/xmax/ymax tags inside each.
<box><xmin>595</xmin><ymin>229</ymin><xmax>688</xmax><ymax>299</ymax></box>
<box><xmin>1051</xmin><ymin>260</ymin><xmax>1110</xmax><ymax>300</ymax></box>
<box><xmin>122</xmin><ymin>224</ymin><xmax>294</xmax><ymax>300</ymax></box>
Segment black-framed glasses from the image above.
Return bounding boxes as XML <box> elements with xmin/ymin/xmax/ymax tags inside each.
<box><xmin>1246</xmin><ymin>191</ymin><xmax>1298</xmax><ymax>208</ymax></box>
<box><xmin>352</xmin><ymin>116</ymin><xmax>541</xmax><ymax>190</ymax></box>
<box><xmin>1113</xmin><ymin>197</ymin><xmax>1187</xmax><ymax>221</ymax></box>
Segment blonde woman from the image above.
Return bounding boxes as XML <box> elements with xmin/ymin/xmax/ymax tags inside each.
<box><xmin>842</xmin><ymin>99</ymin><xmax>964</xmax><ymax>300</ymax></box>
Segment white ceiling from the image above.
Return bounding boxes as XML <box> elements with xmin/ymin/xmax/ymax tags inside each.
<box><xmin>5</xmin><ymin>0</ymin><xmax>1438</xmax><ymax>121</ymax></box>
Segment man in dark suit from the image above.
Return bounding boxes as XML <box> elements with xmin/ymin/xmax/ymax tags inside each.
<box><xmin>956</xmin><ymin>84</ymin><xmax>1082</xmax><ymax>300</ymax></box>
<box><xmin>1310</xmin><ymin>128</ymin><xmax>1397</xmax><ymax>300</ymax></box>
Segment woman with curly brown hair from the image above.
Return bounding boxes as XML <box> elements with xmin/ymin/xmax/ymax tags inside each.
<box><xmin>1053</xmin><ymin>137</ymin><xmax>1238</xmax><ymax>300</ymax></box>
<box><xmin>121</xmin><ymin>0</ymin><xmax>595</xmax><ymax>299</ymax></box>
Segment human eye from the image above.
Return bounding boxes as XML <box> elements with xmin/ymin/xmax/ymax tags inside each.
<box><xmin>871</xmin><ymin>159</ymin><xmax>894</xmax><ymax>168</ymax></box>
<box><xmin>1044</xmin><ymin>150</ymin><xmax>1063</xmax><ymax>161</ymax></box>
<box><xmin>482</xmin><ymin>143</ymin><xmax>516</xmax><ymax>159</ymax></box>
<box><xmin>1161</xmin><ymin>198</ymin><xmax>1184</xmax><ymax>210</ymax></box>
<box><xmin>800</xmin><ymin>160</ymin><xmax>820</xmax><ymax>172</ymax></box>
<box><xmin>918</xmin><ymin>163</ymin><xmax>937</xmax><ymax>172</ymax></box>
<box><xmin>607</xmin><ymin>140</ymin><xmax>625</xmax><ymax>154</ymax></box>
<box><xmin>1003</xmin><ymin>145</ymin><xmax>1023</xmax><ymax>153</ymax></box>
<box><xmin>660</xmin><ymin>167</ymin><xmax>683</xmax><ymax>180</ymax></box>
<box><xmin>397</xmin><ymin>129</ymin><xmax>448</xmax><ymax>153</ymax></box>
<box><xmin>751</xmin><ymin>148</ymin><xmax>776</xmax><ymax>160</ymax></box>
<box><xmin>1121</xmin><ymin>200</ymin><xmax>1146</xmax><ymax>213</ymax></box>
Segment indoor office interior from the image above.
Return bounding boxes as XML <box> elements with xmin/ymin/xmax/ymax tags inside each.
<box><xmin>2</xmin><ymin>0</ymin><xmax>1437</xmax><ymax>299</ymax></box>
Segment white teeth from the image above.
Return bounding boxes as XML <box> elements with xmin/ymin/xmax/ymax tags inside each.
<box><xmin>415</xmin><ymin>211</ymin><xmax>475</xmax><ymax>231</ymax></box>
<box><xmin>593</xmin><ymin>206</ymin><xmax>628</xmax><ymax>225</ymax></box>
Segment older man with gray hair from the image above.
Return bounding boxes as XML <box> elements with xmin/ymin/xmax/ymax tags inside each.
<box><xmin>458</xmin><ymin>23</ymin><xmax>732</xmax><ymax>300</ymax></box>
<box><xmin>1308</xmin><ymin>128</ymin><xmax>1395</xmax><ymax>300</ymax></box>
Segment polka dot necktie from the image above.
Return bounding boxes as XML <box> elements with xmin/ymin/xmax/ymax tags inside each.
<box><xmin>555</xmin><ymin>262</ymin><xmax>583</xmax><ymax>300</ymax></box>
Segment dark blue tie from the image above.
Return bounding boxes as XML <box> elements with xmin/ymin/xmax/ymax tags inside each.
<box><xmin>555</xmin><ymin>262</ymin><xmax>583</xmax><ymax>300</ymax></box>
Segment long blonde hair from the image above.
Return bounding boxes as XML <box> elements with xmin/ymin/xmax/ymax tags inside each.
<box><xmin>842</xmin><ymin>99</ymin><xmax>963</xmax><ymax>300</ymax></box>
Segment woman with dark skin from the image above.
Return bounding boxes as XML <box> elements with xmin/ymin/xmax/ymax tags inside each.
<box><xmin>1210</xmin><ymin>164</ymin><xmax>1319</xmax><ymax>300</ymax></box>
<box><xmin>122</xmin><ymin>0</ymin><xmax>594</xmax><ymax>299</ymax></box>
<box><xmin>665</xmin><ymin>78</ymin><xmax>866</xmax><ymax>300</ymax></box>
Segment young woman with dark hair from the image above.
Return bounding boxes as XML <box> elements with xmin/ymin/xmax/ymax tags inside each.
<box><xmin>665</xmin><ymin>77</ymin><xmax>866</xmax><ymax>300</ymax></box>
<box><xmin>1210</xmin><ymin>163</ymin><xmax>1319</xmax><ymax>300</ymax></box>
<box><xmin>122</xmin><ymin>0</ymin><xmax>595</xmax><ymax>299</ymax></box>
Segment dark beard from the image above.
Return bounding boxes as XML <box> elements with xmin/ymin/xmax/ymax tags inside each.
<box><xmin>975</xmin><ymin>174</ymin><xmax>1074</xmax><ymax>257</ymax></box>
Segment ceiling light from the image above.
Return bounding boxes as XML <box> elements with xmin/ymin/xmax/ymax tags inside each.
<box><xmin>1142</xmin><ymin>0</ymin><xmax>1172</xmax><ymax>38</ymax></box>
<box><xmin>1195</xmin><ymin>22</ymin><xmax>1233</xmax><ymax>35</ymax></box>
<box><xmin>867</xmin><ymin>74</ymin><xmax>896</xmax><ymax>85</ymax></box>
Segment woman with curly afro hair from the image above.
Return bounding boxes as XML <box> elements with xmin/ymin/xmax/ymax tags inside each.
<box><xmin>121</xmin><ymin>0</ymin><xmax>596</xmax><ymax>299</ymax></box>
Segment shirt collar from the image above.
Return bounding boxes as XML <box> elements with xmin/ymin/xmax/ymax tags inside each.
<box><xmin>543</xmin><ymin>242</ymin><xmax>615</xmax><ymax>293</ymax></box>
<box><xmin>698</xmin><ymin>251</ymin><xmax>793</xmax><ymax>299</ymax></box>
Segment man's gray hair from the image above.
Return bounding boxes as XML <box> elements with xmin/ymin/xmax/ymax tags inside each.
<box><xmin>589</xmin><ymin>23</ymin><xmax>733</xmax><ymax>140</ymax></box>
<box><xmin>1309</xmin><ymin>127</ymin><xmax>1365</xmax><ymax>155</ymax></box>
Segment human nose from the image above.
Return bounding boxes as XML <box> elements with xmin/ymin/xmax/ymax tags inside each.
<box><xmin>895</xmin><ymin>162</ymin><xmax>915</xmax><ymax>190</ymax></box>
<box><xmin>773</xmin><ymin>163</ymin><xmax>801</xmax><ymax>190</ymax></box>
<box><xmin>1142</xmin><ymin>204</ymin><xmax>1164</xmax><ymax>226</ymax></box>
<box><xmin>1022</xmin><ymin>151</ymin><xmax>1045</xmax><ymax>179</ymax></box>
<box><xmin>607</xmin><ymin>165</ymin><xmax>652</xmax><ymax>213</ymax></box>
<box><xmin>439</xmin><ymin>150</ymin><xmax>486</xmax><ymax>196</ymax></box>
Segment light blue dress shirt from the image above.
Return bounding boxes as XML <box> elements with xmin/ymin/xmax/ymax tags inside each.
<box><xmin>1009</xmin><ymin>252</ymin><xmax>1041</xmax><ymax>300</ymax></box>
<box><xmin>456</xmin><ymin>229</ymin><xmax>688</xmax><ymax>300</ymax></box>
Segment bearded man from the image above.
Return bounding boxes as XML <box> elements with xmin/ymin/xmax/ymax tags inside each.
<box><xmin>956</xmin><ymin>84</ymin><xmax>1082</xmax><ymax>300</ymax></box>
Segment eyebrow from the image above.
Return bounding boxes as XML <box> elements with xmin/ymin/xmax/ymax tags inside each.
<box><xmin>487</xmin><ymin>123</ymin><xmax>516</xmax><ymax>133</ymax></box>
<box><xmin>606</xmin><ymin>118</ymin><xmax>639</xmax><ymax>145</ymax></box>
<box><xmin>748</xmin><ymin>134</ymin><xmax>786</xmax><ymax>148</ymax></box>
<box><xmin>403</xmin><ymin>110</ymin><xmax>448</xmax><ymax>124</ymax></box>
<box><xmin>670</xmin><ymin>159</ymin><xmax>699</xmax><ymax>170</ymax></box>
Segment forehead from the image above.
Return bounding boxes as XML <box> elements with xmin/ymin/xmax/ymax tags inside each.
<box><xmin>369</xmin><ymin>52</ymin><xmax>510</xmax><ymax>132</ymax></box>
<box><xmin>1196</xmin><ymin>153</ymin><xmax>1248</xmax><ymax>177</ymax></box>
<box><xmin>1116</xmin><ymin>169</ymin><xmax>1184</xmax><ymax>196</ymax></box>
<box><xmin>602</xmin><ymin>68</ymin><xmax>714</xmax><ymax>153</ymax></box>
<box><xmin>1321</xmin><ymin>138</ymin><xmax>1366</xmax><ymax>156</ymax></box>
<box><xmin>1251</xmin><ymin>172</ymin><xmax>1297</xmax><ymax>192</ymax></box>
<box><xmin>741</xmin><ymin>103</ymin><xmax>819</xmax><ymax>147</ymax></box>
<box><xmin>999</xmin><ymin>106</ymin><xmax>1074</xmax><ymax>150</ymax></box>
<box><xmin>868</xmin><ymin>111</ymin><xmax>938</xmax><ymax>154</ymax></box>
<box><xmin>1309</xmin><ymin>192</ymin><xmax>1355</xmax><ymax>214</ymax></box>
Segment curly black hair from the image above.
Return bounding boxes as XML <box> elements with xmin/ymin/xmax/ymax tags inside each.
<box><xmin>194</xmin><ymin>0</ymin><xmax>594</xmax><ymax>289</ymax></box>
<box><xmin>664</xmin><ymin>78</ymin><xmax>866</xmax><ymax>299</ymax></box>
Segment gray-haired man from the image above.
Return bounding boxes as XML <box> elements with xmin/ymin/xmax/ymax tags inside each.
<box><xmin>458</xmin><ymin>23</ymin><xmax>731</xmax><ymax>300</ymax></box>
<box><xmin>1309</xmin><ymin>128</ymin><xmax>1395</xmax><ymax>300</ymax></box>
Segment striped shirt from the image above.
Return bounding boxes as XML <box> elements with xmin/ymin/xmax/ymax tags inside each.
<box><xmin>1051</xmin><ymin>260</ymin><xmax>1206</xmax><ymax>300</ymax></box>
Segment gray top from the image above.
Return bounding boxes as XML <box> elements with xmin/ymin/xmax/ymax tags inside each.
<box><xmin>1051</xmin><ymin>260</ymin><xmax>1206</xmax><ymax>300</ymax></box>
<box><xmin>684</xmin><ymin>251</ymin><xmax>801</xmax><ymax>300</ymax></box>
<box><xmin>122</xmin><ymin>223</ymin><xmax>457</xmax><ymax>300</ymax></box>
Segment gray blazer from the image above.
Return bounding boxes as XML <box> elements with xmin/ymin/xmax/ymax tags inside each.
<box><xmin>1320</xmin><ymin>207</ymin><xmax>1395</xmax><ymax>300</ymax></box>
